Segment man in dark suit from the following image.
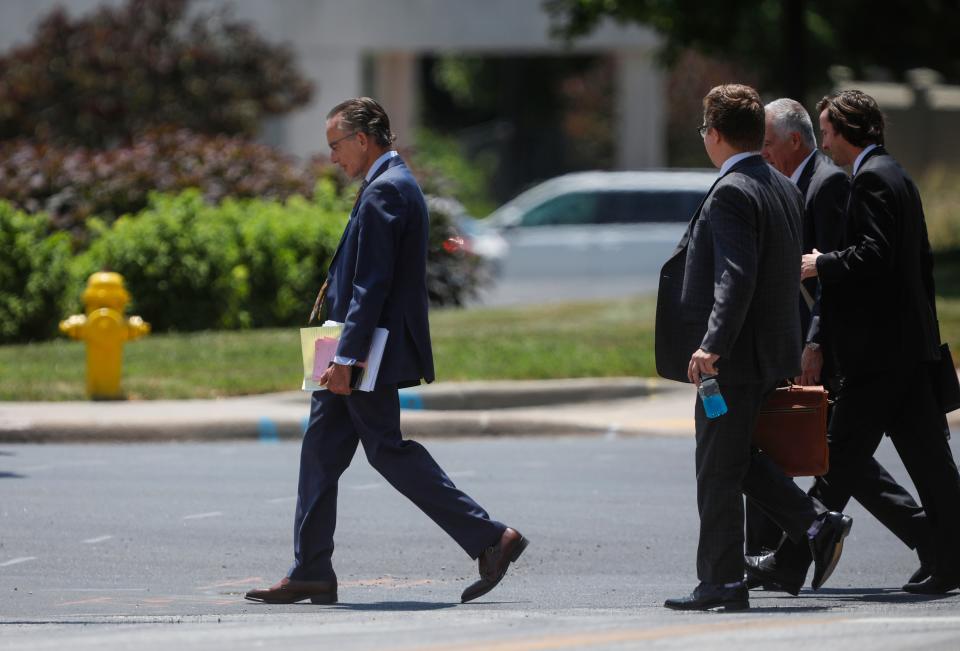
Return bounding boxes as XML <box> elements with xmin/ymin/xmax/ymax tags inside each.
<box><xmin>656</xmin><ymin>84</ymin><xmax>853</xmax><ymax>611</ymax></box>
<box><xmin>752</xmin><ymin>89</ymin><xmax>960</xmax><ymax>595</ymax></box>
<box><xmin>246</xmin><ymin>98</ymin><xmax>527</xmax><ymax>605</ymax></box>
<box><xmin>745</xmin><ymin>99</ymin><xmax>931</xmax><ymax>588</ymax></box>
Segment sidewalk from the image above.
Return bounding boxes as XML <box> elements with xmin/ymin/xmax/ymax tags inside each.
<box><xmin>5</xmin><ymin>377</ymin><xmax>959</xmax><ymax>444</ymax></box>
<box><xmin>0</xmin><ymin>378</ymin><xmax>694</xmax><ymax>443</ymax></box>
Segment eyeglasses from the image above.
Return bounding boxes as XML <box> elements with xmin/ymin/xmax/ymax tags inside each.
<box><xmin>697</xmin><ymin>124</ymin><xmax>709</xmax><ymax>138</ymax></box>
<box><xmin>328</xmin><ymin>131</ymin><xmax>358</xmax><ymax>150</ymax></box>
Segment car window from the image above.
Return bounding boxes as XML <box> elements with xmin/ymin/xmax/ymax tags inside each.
<box><xmin>594</xmin><ymin>190</ymin><xmax>705</xmax><ymax>224</ymax></box>
<box><xmin>519</xmin><ymin>189</ymin><xmax>706</xmax><ymax>227</ymax></box>
<box><xmin>520</xmin><ymin>192</ymin><xmax>598</xmax><ymax>226</ymax></box>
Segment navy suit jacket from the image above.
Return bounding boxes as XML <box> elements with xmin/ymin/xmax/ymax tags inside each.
<box><xmin>655</xmin><ymin>155</ymin><xmax>804</xmax><ymax>385</ymax></box>
<box><xmin>324</xmin><ymin>156</ymin><xmax>435</xmax><ymax>388</ymax></box>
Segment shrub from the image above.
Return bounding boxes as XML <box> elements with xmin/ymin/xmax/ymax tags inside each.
<box><xmin>0</xmin><ymin>202</ymin><xmax>73</xmax><ymax>343</ymax></box>
<box><xmin>71</xmin><ymin>187</ymin><xmax>349</xmax><ymax>332</ymax></box>
<box><xmin>71</xmin><ymin>192</ymin><xmax>248</xmax><ymax>331</ymax></box>
<box><xmin>426</xmin><ymin>196</ymin><xmax>491</xmax><ymax>307</ymax></box>
<box><xmin>0</xmin><ymin>0</ymin><xmax>312</xmax><ymax>147</ymax></box>
<box><xmin>0</xmin><ymin>130</ymin><xmax>340</xmax><ymax>234</ymax></box>
<box><xmin>408</xmin><ymin>130</ymin><xmax>496</xmax><ymax>217</ymax></box>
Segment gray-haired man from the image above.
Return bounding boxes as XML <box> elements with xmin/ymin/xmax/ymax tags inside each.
<box><xmin>746</xmin><ymin>97</ymin><xmax>934</xmax><ymax>595</ymax></box>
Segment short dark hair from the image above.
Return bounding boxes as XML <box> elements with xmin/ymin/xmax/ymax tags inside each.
<box><xmin>816</xmin><ymin>90</ymin><xmax>884</xmax><ymax>147</ymax></box>
<box><xmin>703</xmin><ymin>84</ymin><xmax>765</xmax><ymax>151</ymax></box>
<box><xmin>326</xmin><ymin>97</ymin><xmax>397</xmax><ymax>147</ymax></box>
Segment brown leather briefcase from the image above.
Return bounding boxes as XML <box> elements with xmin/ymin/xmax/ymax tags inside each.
<box><xmin>752</xmin><ymin>385</ymin><xmax>829</xmax><ymax>477</ymax></box>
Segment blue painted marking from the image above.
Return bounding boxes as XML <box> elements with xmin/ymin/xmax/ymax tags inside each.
<box><xmin>258</xmin><ymin>417</ymin><xmax>279</xmax><ymax>443</ymax></box>
<box><xmin>398</xmin><ymin>390</ymin><xmax>424</xmax><ymax>410</ymax></box>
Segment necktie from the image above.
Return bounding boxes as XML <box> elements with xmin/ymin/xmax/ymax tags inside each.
<box><xmin>308</xmin><ymin>180</ymin><xmax>369</xmax><ymax>323</ymax></box>
<box><xmin>351</xmin><ymin>180</ymin><xmax>369</xmax><ymax>215</ymax></box>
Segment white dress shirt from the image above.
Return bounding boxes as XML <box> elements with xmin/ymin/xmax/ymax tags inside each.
<box><xmin>719</xmin><ymin>151</ymin><xmax>760</xmax><ymax>176</ymax></box>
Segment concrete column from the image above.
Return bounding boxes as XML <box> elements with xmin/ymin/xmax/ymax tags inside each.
<box><xmin>373</xmin><ymin>51</ymin><xmax>419</xmax><ymax>148</ymax></box>
<box><xmin>279</xmin><ymin>52</ymin><xmax>365</xmax><ymax>158</ymax></box>
<box><xmin>615</xmin><ymin>48</ymin><xmax>666</xmax><ymax>169</ymax></box>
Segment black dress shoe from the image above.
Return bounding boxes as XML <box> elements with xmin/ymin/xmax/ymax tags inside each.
<box><xmin>743</xmin><ymin>573</ymin><xmax>763</xmax><ymax>590</ymax></box>
<box><xmin>245</xmin><ymin>577</ymin><xmax>338</xmax><ymax>604</ymax></box>
<box><xmin>461</xmin><ymin>527</ymin><xmax>529</xmax><ymax>603</ymax></box>
<box><xmin>902</xmin><ymin>574</ymin><xmax>960</xmax><ymax>595</ymax></box>
<box><xmin>909</xmin><ymin>539</ymin><xmax>935</xmax><ymax>584</ymax></box>
<box><xmin>744</xmin><ymin>553</ymin><xmax>804</xmax><ymax>596</ymax></box>
<box><xmin>664</xmin><ymin>582</ymin><xmax>749</xmax><ymax>611</ymax></box>
<box><xmin>808</xmin><ymin>511</ymin><xmax>853</xmax><ymax>590</ymax></box>
<box><xmin>907</xmin><ymin>564</ymin><xmax>933</xmax><ymax>585</ymax></box>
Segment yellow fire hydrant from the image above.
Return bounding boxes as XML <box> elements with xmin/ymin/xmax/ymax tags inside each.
<box><xmin>60</xmin><ymin>272</ymin><xmax>150</xmax><ymax>400</ymax></box>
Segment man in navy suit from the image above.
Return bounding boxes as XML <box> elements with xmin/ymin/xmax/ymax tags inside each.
<box><xmin>246</xmin><ymin>98</ymin><xmax>527</xmax><ymax>605</ymax></box>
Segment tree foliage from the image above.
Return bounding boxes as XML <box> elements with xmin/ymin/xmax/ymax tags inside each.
<box><xmin>0</xmin><ymin>0</ymin><xmax>313</xmax><ymax>146</ymax></box>
<box><xmin>546</xmin><ymin>0</ymin><xmax>960</xmax><ymax>99</ymax></box>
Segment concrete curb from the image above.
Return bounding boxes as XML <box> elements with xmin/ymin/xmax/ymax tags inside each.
<box><xmin>0</xmin><ymin>378</ymin><xmax>681</xmax><ymax>444</ymax></box>
<box><xmin>0</xmin><ymin>414</ymin><xmax>616</xmax><ymax>444</ymax></box>
<box><xmin>397</xmin><ymin>377</ymin><xmax>669</xmax><ymax>410</ymax></box>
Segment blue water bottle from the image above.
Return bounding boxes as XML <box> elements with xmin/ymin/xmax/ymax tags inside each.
<box><xmin>698</xmin><ymin>374</ymin><xmax>728</xmax><ymax>419</ymax></box>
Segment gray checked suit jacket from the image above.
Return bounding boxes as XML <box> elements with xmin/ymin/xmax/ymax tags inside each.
<box><xmin>655</xmin><ymin>155</ymin><xmax>805</xmax><ymax>385</ymax></box>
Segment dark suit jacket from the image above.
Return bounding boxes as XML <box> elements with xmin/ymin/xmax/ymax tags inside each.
<box><xmin>325</xmin><ymin>156</ymin><xmax>436</xmax><ymax>388</ymax></box>
<box><xmin>816</xmin><ymin>146</ymin><xmax>941</xmax><ymax>379</ymax></box>
<box><xmin>796</xmin><ymin>150</ymin><xmax>849</xmax><ymax>349</ymax></box>
<box><xmin>655</xmin><ymin>155</ymin><xmax>804</xmax><ymax>385</ymax></box>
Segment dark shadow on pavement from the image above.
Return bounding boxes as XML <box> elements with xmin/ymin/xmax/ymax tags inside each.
<box><xmin>738</xmin><ymin>606</ymin><xmax>834</xmax><ymax>613</ymax></box>
<box><xmin>0</xmin><ymin>472</ymin><xmax>25</xmax><ymax>479</ymax></box>
<box><xmin>327</xmin><ymin>601</ymin><xmax>457</xmax><ymax>612</ymax></box>
<box><xmin>813</xmin><ymin>587</ymin><xmax>960</xmax><ymax>604</ymax></box>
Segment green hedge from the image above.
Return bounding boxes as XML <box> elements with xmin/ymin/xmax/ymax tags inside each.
<box><xmin>70</xmin><ymin>183</ymin><xmax>349</xmax><ymax>332</ymax></box>
<box><xmin>1</xmin><ymin>181</ymin><xmax>488</xmax><ymax>343</ymax></box>
<box><xmin>0</xmin><ymin>202</ymin><xmax>73</xmax><ymax>342</ymax></box>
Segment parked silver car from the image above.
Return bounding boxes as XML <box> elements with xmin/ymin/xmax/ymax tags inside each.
<box><xmin>482</xmin><ymin>170</ymin><xmax>717</xmax><ymax>305</ymax></box>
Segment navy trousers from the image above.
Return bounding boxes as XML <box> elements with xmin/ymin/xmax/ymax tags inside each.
<box><xmin>288</xmin><ymin>383</ymin><xmax>506</xmax><ymax>582</ymax></box>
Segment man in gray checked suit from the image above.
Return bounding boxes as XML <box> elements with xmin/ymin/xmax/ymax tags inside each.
<box><xmin>656</xmin><ymin>84</ymin><xmax>853</xmax><ymax>611</ymax></box>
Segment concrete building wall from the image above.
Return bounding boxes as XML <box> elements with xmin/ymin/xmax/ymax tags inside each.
<box><xmin>831</xmin><ymin>68</ymin><xmax>960</xmax><ymax>174</ymax></box>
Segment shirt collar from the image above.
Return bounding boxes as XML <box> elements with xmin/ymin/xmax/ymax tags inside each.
<box><xmin>789</xmin><ymin>148</ymin><xmax>818</xmax><ymax>185</ymax></box>
<box><xmin>365</xmin><ymin>150</ymin><xmax>399</xmax><ymax>182</ymax></box>
<box><xmin>719</xmin><ymin>151</ymin><xmax>759</xmax><ymax>176</ymax></box>
<box><xmin>852</xmin><ymin>143</ymin><xmax>879</xmax><ymax>176</ymax></box>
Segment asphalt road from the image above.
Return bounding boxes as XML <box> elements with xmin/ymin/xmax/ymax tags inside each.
<box><xmin>2</xmin><ymin>434</ymin><xmax>960</xmax><ymax>649</ymax></box>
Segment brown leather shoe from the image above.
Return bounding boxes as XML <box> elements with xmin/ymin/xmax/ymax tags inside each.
<box><xmin>245</xmin><ymin>577</ymin><xmax>337</xmax><ymax>604</ymax></box>
<box><xmin>460</xmin><ymin>527</ymin><xmax>529</xmax><ymax>603</ymax></box>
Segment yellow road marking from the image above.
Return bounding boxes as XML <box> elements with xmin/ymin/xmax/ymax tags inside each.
<box><xmin>197</xmin><ymin>577</ymin><xmax>265</xmax><ymax>590</ymax></box>
<box><xmin>400</xmin><ymin>616</ymin><xmax>848</xmax><ymax>651</ymax></box>
<box><xmin>58</xmin><ymin>596</ymin><xmax>113</xmax><ymax>606</ymax></box>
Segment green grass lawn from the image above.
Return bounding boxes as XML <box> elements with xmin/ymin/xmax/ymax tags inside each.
<box><xmin>0</xmin><ymin>296</ymin><xmax>656</xmax><ymax>401</ymax></box>
<box><xmin>3</xmin><ymin>286</ymin><xmax>960</xmax><ymax>402</ymax></box>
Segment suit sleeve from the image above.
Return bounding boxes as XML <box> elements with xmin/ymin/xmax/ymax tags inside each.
<box><xmin>812</xmin><ymin>171</ymin><xmax>849</xmax><ymax>253</ymax></box>
<box><xmin>806</xmin><ymin>171</ymin><xmax>849</xmax><ymax>344</ymax></box>
<box><xmin>336</xmin><ymin>182</ymin><xmax>403</xmax><ymax>361</ymax></box>
<box><xmin>816</xmin><ymin>171</ymin><xmax>895</xmax><ymax>284</ymax></box>
<box><xmin>700</xmin><ymin>183</ymin><xmax>758</xmax><ymax>357</ymax></box>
